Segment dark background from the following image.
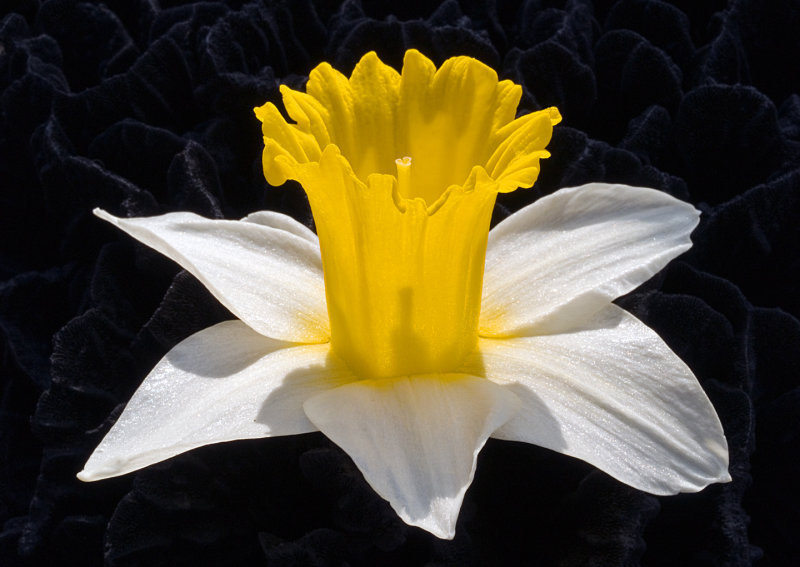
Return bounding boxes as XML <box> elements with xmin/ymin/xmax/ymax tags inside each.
<box><xmin>1</xmin><ymin>0</ymin><xmax>798</xmax><ymax>565</ymax></box>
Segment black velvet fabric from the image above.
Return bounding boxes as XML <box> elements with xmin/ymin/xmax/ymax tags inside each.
<box><xmin>1</xmin><ymin>1</ymin><xmax>798</xmax><ymax>565</ymax></box>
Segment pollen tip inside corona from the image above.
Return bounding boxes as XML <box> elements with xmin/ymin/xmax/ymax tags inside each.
<box><xmin>395</xmin><ymin>156</ymin><xmax>413</xmax><ymax>199</ymax></box>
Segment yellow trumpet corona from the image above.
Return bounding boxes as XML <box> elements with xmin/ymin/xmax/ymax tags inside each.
<box><xmin>256</xmin><ymin>50</ymin><xmax>561</xmax><ymax>379</ymax></box>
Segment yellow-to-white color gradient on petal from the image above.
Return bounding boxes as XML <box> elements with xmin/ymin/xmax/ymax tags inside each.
<box><xmin>80</xmin><ymin>49</ymin><xmax>729</xmax><ymax>540</ymax></box>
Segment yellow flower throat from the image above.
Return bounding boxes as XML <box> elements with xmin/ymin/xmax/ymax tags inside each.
<box><xmin>257</xmin><ymin>50</ymin><xmax>560</xmax><ymax>379</ymax></box>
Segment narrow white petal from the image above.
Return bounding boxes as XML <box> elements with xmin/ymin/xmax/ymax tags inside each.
<box><xmin>480</xmin><ymin>184</ymin><xmax>700</xmax><ymax>336</ymax></box>
<box><xmin>477</xmin><ymin>304</ymin><xmax>730</xmax><ymax>495</ymax></box>
<box><xmin>241</xmin><ymin>210</ymin><xmax>319</xmax><ymax>245</ymax></box>
<box><xmin>78</xmin><ymin>321</ymin><xmax>353</xmax><ymax>481</ymax></box>
<box><xmin>303</xmin><ymin>374</ymin><xmax>519</xmax><ymax>539</ymax></box>
<box><xmin>94</xmin><ymin>208</ymin><xmax>328</xmax><ymax>342</ymax></box>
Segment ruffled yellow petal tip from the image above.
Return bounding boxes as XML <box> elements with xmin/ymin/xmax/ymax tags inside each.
<box><xmin>547</xmin><ymin>106</ymin><xmax>563</xmax><ymax>125</ymax></box>
<box><xmin>255</xmin><ymin>49</ymin><xmax>560</xmax><ymax>204</ymax></box>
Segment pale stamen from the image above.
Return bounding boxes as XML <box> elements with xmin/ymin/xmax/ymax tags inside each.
<box><xmin>395</xmin><ymin>156</ymin><xmax>413</xmax><ymax>198</ymax></box>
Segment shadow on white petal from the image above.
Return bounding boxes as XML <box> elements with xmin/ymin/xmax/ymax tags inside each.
<box><xmin>78</xmin><ymin>321</ymin><xmax>354</xmax><ymax>482</ymax></box>
<box><xmin>478</xmin><ymin>304</ymin><xmax>730</xmax><ymax>495</ymax></box>
<box><xmin>458</xmin><ymin>349</ymin><xmax>569</xmax><ymax>455</ymax></box>
<box><xmin>253</xmin><ymin>348</ymin><xmax>355</xmax><ymax>436</ymax></box>
<box><xmin>303</xmin><ymin>374</ymin><xmax>520</xmax><ymax>539</ymax></box>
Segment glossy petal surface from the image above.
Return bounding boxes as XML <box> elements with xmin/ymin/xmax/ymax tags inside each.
<box><xmin>95</xmin><ymin>209</ymin><xmax>329</xmax><ymax>342</ymax></box>
<box><xmin>475</xmin><ymin>304</ymin><xmax>730</xmax><ymax>494</ymax></box>
<box><xmin>303</xmin><ymin>374</ymin><xmax>519</xmax><ymax>538</ymax></box>
<box><xmin>79</xmin><ymin>321</ymin><xmax>352</xmax><ymax>481</ymax></box>
<box><xmin>480</xmin><ymin>184</ymin><xmax>700</xmax><ymax>336</ymax></box>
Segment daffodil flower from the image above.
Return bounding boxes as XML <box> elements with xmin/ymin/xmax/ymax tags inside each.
<box><xmin>79</xmin><ymin>50</ymin><xmax>730</xmax><ymax>539</ymax></box>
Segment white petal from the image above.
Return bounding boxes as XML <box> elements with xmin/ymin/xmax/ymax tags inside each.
<box><xmin>240</xmin><ymin>210</ymin><xmax>319</xmax><ymax>245</ymax></box>
<box><xmin>303</xmin><ymin>374</ymin><xmax>519</xmax><ymax>539</ymax></box>
<box><xmin>476</xmin><ymin>304</ymin><xmax>730</xmax><ymax>494</ymax></box>
<box><xmin>94</xmin><ymin>208</ymin><xmax>328</xmax><ymax>342</ymax></box>
<box><xmin>480</xmin><ymin>184</ymin><xmax>700</xmax><ymax>336</ymax></box>
<box><xmin>78</xmin><ymin>320</ymin><xmax>353</xmax><ymax>481</ymax></box>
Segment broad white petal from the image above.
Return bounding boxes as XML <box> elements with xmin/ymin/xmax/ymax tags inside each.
<box><xmin>94</xmin><ymin>209</ymin><xmax>328</xmax><ymax>342</ymax></box>
<box><xmin>303</xmin><ymin>374</ymin><xmax>519</xmax><ymax>539</ymax></box>
<box><xmin>480</xmin><ymin>184</ymin><xmax>700</xmax><ymax>336</ymax></box>
<box><xmin>241</xmin><ymin>210</ymin><xmax>319</xmax><ymax>245</ymax></box>
<box><xmin>78</xmin><ymin>320</ymin><xmax>353</xmax><ymax>481</ymax></box>
<box><xmin>476</xmin><ymin>304</ymin><xmax>730</xmax><ymax>495</ymax></box>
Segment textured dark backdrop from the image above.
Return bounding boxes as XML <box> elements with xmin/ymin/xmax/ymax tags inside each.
<box><xmin>1</xmin><ymin>0</ymin><xmax>798</xmax><ymax>565</ymax></box>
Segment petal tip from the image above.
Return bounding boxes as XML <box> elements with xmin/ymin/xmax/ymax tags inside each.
<box><xmin>359</xmin><ymin>50</ymin><xmax>381</xmax><ymax>63</ymax></box>
<box><xmin>93</xmin><ymin>208</ymin><xmax>122</xmax><ymax>227</ymax></box>
<box><xmin>717</xmin><ymin>469</ymin><xmax>733</xmax><ymax>484</ymax></box>
<box><xmin>78</xmin><ymin>448</ymin><xmax>132</xmax><ymax>482</ymax></box>
<box><xmin>93</xmin><ymin>207</ymin><xmax>111</xmax><ymax>220</ymax></box>
<box><xmin>76</xmin><ymin>468</ymin><xmax>108</xmax><ymax>482</ymax></box>
<box><xmin>406</xmin><ymin>512</ymin><xmax>456</xmax><ymax>540</ymax></box>
<box><xmin>402</xmin><ymin>48</ymin><xmax>430</xmax><ymax>66</ymax></box>
<box><xmin>253</xmin><ymin>102</ymin><xmax>269</xmax><ymax>122</ymax></box>
<box><xmin>547</xmin><ymin>106</ymin><xmax>563</xmax><ymax>125</ymax></box>
<box><xmin>76</xmin><ymin>458</ymin><xmax>124</xmax><ymax>483</ymax></box>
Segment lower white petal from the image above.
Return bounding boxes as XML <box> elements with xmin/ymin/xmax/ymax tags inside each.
<box><xmin>477</xmin><ymin>304</ymin><xmax>730</xmax><ymax>495</ymax></box>
<box><xmin>303</xmin><ymin>374</ymin><xmax>519</xmax><ymax>539</ymax></box>
<box><xmin>78</xmin><ymin>320</ymin><xmax>353</xmax><ymax>481</ymax></box>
